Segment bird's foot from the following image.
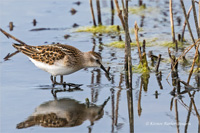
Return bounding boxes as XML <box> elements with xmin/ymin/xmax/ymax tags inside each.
<box><xmin>51</xmin><ymin>83</ymin><xmax>83</xmax><ymax>98</ymax></box>
<box><xmin>52</xmin><ymin>81</ymin><xmax>82</xmax><ymax>88</ymax></box>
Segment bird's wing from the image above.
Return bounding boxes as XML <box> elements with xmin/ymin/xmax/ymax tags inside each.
<box><xmin>52</xmin><ymin>44</ymin><xmax>82</xmax><ymax>57</ymax></box>
<box><xmin>13</xmin><ymin>43</ymin><xmax>65</xmax><ymax>65</ymax></box>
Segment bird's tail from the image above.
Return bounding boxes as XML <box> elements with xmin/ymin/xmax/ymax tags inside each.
<box><xmin>12</xmin><ymin>43</ymin><xmax>25</xmax><ymax>50</ymax></box>
<box><xmin>12</xmin><ymin>43</ymin><xmax>37</xmax><ymax>57</ymax></box>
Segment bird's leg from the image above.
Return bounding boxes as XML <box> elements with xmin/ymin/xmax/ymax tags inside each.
<box><xmin>60</xmin><ymin>75</ymin><xmax>63</xmax><ymax>84</ymax></box>
<box><xmin>60</xmin><ymin>75</ymin><xmax>67</xmax><ymax>88</ymax></box>
<box><xmin>50</xmin><ymin>75</ymin><xmax>59</xmax><ymax>87</ymax></box>
<box><xmin>54</xmin><ymin>76</ymin><xmax>57</xmax><ymax>83</ymax></box>
<box><xmin>51</xmin><ymin>75</ymin><xmax>56</xmax><ymax>87</ymax></box>
<box><xmin>50</xmin><ymin>75</ymin><xmax>82</xmax><ymax>90</ymax></box>
<box><xmin>51</xmin><ymin>89</ymin><xmax>57</xmax><ymax>99</ymax></box>
<box><xmin>50</xmin><ymin>75</ymin><xmax>54</xmax><ymax>83</ymax></box>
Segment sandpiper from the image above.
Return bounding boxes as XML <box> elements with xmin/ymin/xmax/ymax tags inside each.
<box><xmin>13</xmin><ymin>43</ymin><xmax>109</xmax><ymax>84</ymax></box>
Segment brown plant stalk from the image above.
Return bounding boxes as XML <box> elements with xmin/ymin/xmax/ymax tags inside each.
<box><xmin>169</xmin><ymin>0</ymin><xmax>176</xmax><ymax>43</ymax></box>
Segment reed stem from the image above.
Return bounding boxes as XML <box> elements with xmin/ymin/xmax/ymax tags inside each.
<box><xmin>114</xmin><ymin>0</ymin><xmax>125</xmax><ymax>30</ymax></box>
<box><xmin>111</xmin><ymin>0</ymin><xmax>115</xmax><ymax>25</ymax></box>
<box><xmin>192</xmin><ymin>0</ymin><xmax>200</xmax><ymax>38</ymax></box>
<box><xmin>0</xmin><ymin>28</ymin><xmax>27</xmax><ymax>45</ymax></box>
<box><xmin>180</xmin><ymin>0</ymin><xmax>195</xmax><ymax>44</ymax></box>
<box><xmin>123</xmin><ymin>0</ymin><xmax>132</xmax><ymax>89</ymax></box>
<box><xmin>169</xmin><ymin>0</ymin><xmax>176</xmax><ymax>43</ymax></box>
<box><xmin>134</xmin><ymin>22</ymin><xmax>142</xmax><ymax>63</ymax></box>
<box><xmin>181</xmin><ymin>5</ymin><xmax>192</xmax><ymax>42</ymax></box>
<box><xmin>90</xmin><ymin>0</ymin><xmax>97</xmax><ymax>26</ymax></box>
<box><xmin>96</xmin><ymin>0</ymin><xmax>102</xmax><ymax>25</ymax></box>
<box><xmin>156</xmin><ymin>54</ymin><xmax>161</xmax><ymax>72</ymax></box>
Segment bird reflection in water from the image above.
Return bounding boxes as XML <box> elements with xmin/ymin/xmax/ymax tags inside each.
<box><xmin>17</xmin><ymin>97</ymin><xmax>110</xmax><ymax>129</ymax></box>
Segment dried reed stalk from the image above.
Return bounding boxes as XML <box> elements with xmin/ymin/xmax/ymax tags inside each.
<box><xmin>0</xmin><ymin>28</ymin><xmax>27</xmax><ymax>60</ymax></box>
<box><xmin>90</xmin><ymin>0</ymin><xmax>97</xmax><ymax>26</ymax></box>
<box><xmin>192</xmin><ymin>0</ymin><xmax>200</xmax><ymax>38</ymax></box>
<box><xmin>4</xmin><ymin>50</ymin><xmax>20</xmax><ymax>61</ymax></box>
<box><xmin>111</xmin><ymin>0</ymin><xmax>115</xmax><ymax>25</ymax></box>
<box><xmin>175</xmin><ymin>99</ymin><xmax>180</xmax><ymax>133</ymax></box>
<box><xmin>139</xmin><ymin>0</ymin><xmax>143</xmax><ymax>6</ymax></box>
<box><xmin>169</xmin><ymin>0</ymin><xmax>176</xmax><ymax>42</ymax></box>
<box><xmin>181</xmin><ymin>5</ymin><xmax>192</xmax><ymax>42</ymax></box>
<box><xmin>134</xmin><ymin>22</ymin><xmax>142</xmax><ymax>63</ymax></box>
<box><xmin>166</xmin><ymin>38</ymin><xmax>200</xmax><ymax>79</ymax></box>
<box><xmin>199</xmin><ymin>0</ymin><xmax>200</xmax><ymax>32</ymax></box>
<box><xmin>114</xmin><ymin>0</ymin><xmax>125</xmax><ymax>29</ymax></box>
<box><xmin>96</xmin><ymin>0</ymin><xmax>102</xmax><ymax>25</ymax></box>
<box><xmin>123</xmin><ymin>0</ymin><xmax>132</xmax><ymax>88</ymax></box>
<box><xmin>0</xmin><ymin>28</ymin><xmax>26</xmax><ymax>45</ymax></box>
<box><xmin>138</xmin><ymin>79</ymin><xmax>142</xmax><ymax>116</ymax></box>
<box><xmin>187</xmin><ymin>43</ymin><xmax>199</xmax><ymax>84</ymax></box>
<box><xmin>180</xmin><ymin>0</ymin><xmax>195</xmax><ymax>44</ymax></box>
<box><xmin>156</xmin><ymin>54</ymin><xmax>161</xmax><ymax>72</ymax></box>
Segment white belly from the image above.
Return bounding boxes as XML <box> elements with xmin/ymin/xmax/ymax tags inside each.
<box><xmin>29</xmin><ymin>58</ymin><xmax>78</xmax><ymax>76</ymax></box>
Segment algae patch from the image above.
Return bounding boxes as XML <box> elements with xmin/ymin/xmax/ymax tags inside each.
<box><xmin>160</xmin><ymin>41</ymin><xmax>190</xmax><ymax>48</ymax></box>
<box><xmin>105</xmin><ymin>39</ymin><xmax>192</xmax><ymax>48</ymax></box>
<box><xmin>106</xmin><ymin>41</ymin><xmax>140</xmax><ymax>48</ymax></box>
<box><xmin>106</xmin><ymin>38</ymin><xmax>158</xmax><ymax>48</ymax></box>
<box><xmin>76</xmin><ymin>25</ymin><xmax>120</xmax><ymax>34</ymax></box>
<box><xmin>193</xmin><ymin>68</ymin><xmax>200</xmax><ymax>73</ymax></box>
<box><xmin>129</xmin><ymin>6</ymin><xmax>158</xmax><ymax>16</ymax></box>
<box><xmin>132</xmin><ymin>63</ymin><xmax>150</xmax><ymax>73</ymax></box>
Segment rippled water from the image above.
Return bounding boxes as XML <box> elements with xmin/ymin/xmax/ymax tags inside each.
<box><xmin>0</xmin><ymin>0</ymin><xmax>199</xmax><ymax>133</ymax></box>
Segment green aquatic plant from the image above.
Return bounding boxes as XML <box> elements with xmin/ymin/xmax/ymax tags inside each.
<box><xmin>129</xmin><ymin>27</ymin><xmax>144</xmax><ymax>34</ymax></box>
<box><xmin>193</xmin><ymin>67</ymin><xmax>200</xmax><ymax>73</ymax></box>
<box><xmin>195</xmin><ymin>56</ymin><xmax>199</xmax><ymax>64</ymax></box>
<box><xmin>75</xmin><ymin>25</ymin><xmax>145</xmax><ymax>35</ymax></box>
<box><xmin>141</xmin><ymin>72</ymin><xmax>150</xmax><ymax>92</ymax></box>
<box><xmin>161</xmin><ymin>41</ymin><xmax>176</xmax><ymax>47</ymax></box>
<box><xmin>106</xmin><ymin>38</ymin><xmax>192</xmax><ymax>49</ymax></box>
<box><xmin>132</xmin><ymin>52</ymin><xmax>150</xmax><ymax>74</ymax></box>
<box><xmin>76</xmin><ymin>25</ymin><xmax>120</xmax><ymax>34</ymax></box>
<box><xmin>129</xmin><ymin>5</ymin><xmax>157</xmax><ymax>16</ymax></box>
<box><xmin>160</xmin><ymin>41</ymin><xmax>189</xmax><ymax>48</ymax></box>
<box><xmin>106</xmin><ymin>38</ymin><xmax>158</xmax><ymax>48</ymax></box>
<box><xmin>129</xmin><ymin>5</ymin><xmax>146</xmax><ymax>14</ymax></box>
<box><xmin>106</xmin><ymin>41</ymin><xmax>140</xmax><ymax>48</ymax></box>
<box><xmin>132</xmin><ymin>63</ymin><xmax>150</xmax><ymax>73</ymax></box>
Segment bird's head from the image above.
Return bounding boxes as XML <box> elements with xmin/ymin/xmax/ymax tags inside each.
<box><xmin>84</xmin><ymin>51</ymin><xmax>109</xmax><ymax>75</ymax></box>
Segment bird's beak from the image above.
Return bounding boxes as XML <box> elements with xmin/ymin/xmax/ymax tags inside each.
<box><xmin>100</xmin><ymin>63</ymin><xmax>110</xmax><ymax>75</ymax></box>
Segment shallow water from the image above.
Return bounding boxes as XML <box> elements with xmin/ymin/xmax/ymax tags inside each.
<box><xmin>0</xmin><ymin>0</ymin><xmax>199</xmax><ymax>133</ymax></box>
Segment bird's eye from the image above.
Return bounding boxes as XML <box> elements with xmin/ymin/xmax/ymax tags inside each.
<box><xmin>96</xmin><ymin>59</ymin><xmax>100</xmax><ymax>64</ymax></box>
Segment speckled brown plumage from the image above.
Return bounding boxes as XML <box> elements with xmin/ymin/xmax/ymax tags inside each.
<box><xmin>16</xmin><ymin>113</ymin><xmax>67</xmax><ymax>128</ymax></box>
<box><xmin>13</xmin><ymin>43</ymin><xmax>83</xmax><ymax>66</ymax></box>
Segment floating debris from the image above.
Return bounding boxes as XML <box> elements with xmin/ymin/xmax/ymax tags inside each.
<box><xmin>74</xmin><ymin>1</ymin><xmax>81</xmax><ymax>6</ymax></box>
<box><xmin>70</xmin><ymin>8</ymin><xmax>77</xmax><ymax>15</ymax></box>
<box><xmin>64</xmin><ymin>34</ymin><xmax>71</xmax><ymax>39</ymax></box>
<box><xmin>9</xmin><ymin>22</ymin><xmax>14</xmax><ymax>31</ymax></box>
<box><xmin>32</xmin><ymin>19</ymin><xmax>37</xmax><ymax>26</ymax></box>
<box><xmin>30</xmin><ymin>28</ymin><xmax>51</xmax><ymax>31</ymax></box>
<box><xmin>30</xmin><ymin>27</ymin><xmax>67</xmax><ymax>31</ymax></box>
<box><xmin>72</xmin><ymin>23</ymin><xmax>79</xmax><ymax>28</ymax></box>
